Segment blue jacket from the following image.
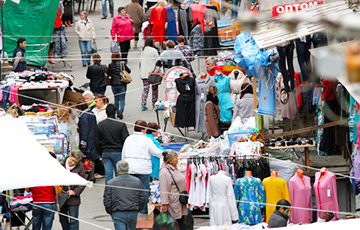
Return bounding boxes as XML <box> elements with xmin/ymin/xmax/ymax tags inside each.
<box><xmin>78</xmin><ymin>108</ymin><xmax>99</xmax><ymax>160</ymax></box>
<box><xmin>146</xmin><ymin>134</ymin><xmax>166</xmax><ymax>179</ymax></box>
<box><xmin>13</xmin><ymin>46</ymin><xmax>27</xmax><ymax>72</ymax></box>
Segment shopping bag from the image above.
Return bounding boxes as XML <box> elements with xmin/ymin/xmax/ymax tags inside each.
<box><xmin>111</xmin><ymin>34</ymin><xmax>119</xmax><ymax>53</ymax></box>
<box><xmin>148</xmin><ymin>66</ymin><xmax>163</xmax><ymax>85</ymax></box>
<box><xmin>91</xmin><ymin>42</ymin><xmax>97</xmax><ymax>53</ymax></box>
<box><xmin>180</xmin><ymin>209</ymin><xmax>194</xmax><ymax>230</ymax></box>
<box><xmin>152</xmin><ymin>212</ymin><xmax>180</xmax><ymax>230</ymax></box>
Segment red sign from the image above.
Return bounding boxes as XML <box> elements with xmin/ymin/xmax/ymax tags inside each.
<box><xmin>164</xmin><ymin>67</ymin><xmax>190</xmax><ymax>103</ymax></box>
<box><xmin>272</xmin><ymin>1</ymin><xmax>323</xmax><ymax>17</ymax></box>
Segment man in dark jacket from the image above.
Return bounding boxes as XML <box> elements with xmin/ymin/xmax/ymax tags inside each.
<box><xmin>268</xmin><ymin>199</ymin><xmax>291</xmax><ymax>228</ymax></box>
<box><xmin>103</xmin><ymin>161</ymin><xmax>146</xmax><ymax>230</ymax></box>
<box><xmin>13</xmin><ymin>38</ymin><xmax>27</xmax><ymax>72</ymax></box>
<box><xmin>95</xmin><ymin>104</ymin><xmax>129</xmax><ymax>184</ymax></box>
<box><xmin>59</xmin><ymin>150</ymin><xmax>87</xmax><ymax>230</ymax></box>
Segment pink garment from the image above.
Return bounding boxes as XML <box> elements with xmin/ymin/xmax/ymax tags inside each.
<box><xmin>289</xmin><ymin>173</ymin><xmax>312</xmax><ymax>224</ymax></box>
<box><xmin>9</xmin><ymin>85</ymin><xmax>15</xmax><ymax>103</ymax></box>
<box><xmin>313</xmin><ymin>171</ymin><xmax>340</xmax><ymax>221</ymax></box>
<box><xmin>14</xmin><ymin>86</ymin><xmax>20</xmax><ymax>107</ymax></box>
<box><xmin>191</xmin><ymin>3</ymin><xmax>207</xmax><ymax>34</ymax></box>
<box><xmin>111</xmin><ymin>14</ymin><xmax>135</xmax><ymax>43</ymax></box>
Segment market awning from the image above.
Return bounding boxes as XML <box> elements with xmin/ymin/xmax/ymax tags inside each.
<box><xmin>0</xmin><ymin>116</ymin><xmax>89</xmax><ymax>191</ymax></box>
<box><xmin>251</xmin><ymin>1</ymin><xmax>355</xmax><ymax>49</ymax></box>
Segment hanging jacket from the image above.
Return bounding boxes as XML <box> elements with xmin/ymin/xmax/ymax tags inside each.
<box><xmin>189</xmin><ymin>21</ymin><xmax>204</xmax><ymax>56</ymax></box>
<box><xmin>203</xmin><ymin>25</ymin><xmax>219</xmax><ymax>56</ymax></box>
<box><xmin>86</xmin><ymin>63</ymin><xmax>108</xmax><ymax>88</ymax></box>
<box><xmin>111</xmin><ymin>14</ymin><xmax>135</xmax><ymax>43</ymax></box>
<box><xmin>107</xmin><ymin>61</ymin><xmax>131</xmax><ymax>86</ymax></box>
<box><xmin>178</xmin><ymin>5</ymin><xmax>193</xmax><ymax>41</ymax></box>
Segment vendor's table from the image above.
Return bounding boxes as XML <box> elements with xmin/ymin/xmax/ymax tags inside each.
<box><xmin>18</xmin><ymin>87</ymin><xmax>66</xmax><ymax>105</ymax></box>
<box><xmin>267</xmin><ymin>144</ymin><xmax>315</xmax><ymax>172</ymax></box>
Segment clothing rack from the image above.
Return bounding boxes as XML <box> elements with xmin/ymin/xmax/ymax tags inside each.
<box><xmin>182</xmin><ymin>153</ymin><xmax>268</xmax><ymax>160</ymax></box>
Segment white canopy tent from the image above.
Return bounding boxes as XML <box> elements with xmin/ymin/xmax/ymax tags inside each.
<box><xmin>0</xmin><ymin>116</ymin><xmax>89</xmax><ymax>191</ymax></box>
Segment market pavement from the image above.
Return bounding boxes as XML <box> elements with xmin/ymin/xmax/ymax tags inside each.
<box><xmin>47</xmin><ymin>1</ymin><xmax>209</xmax><ymax>229</ymax></box>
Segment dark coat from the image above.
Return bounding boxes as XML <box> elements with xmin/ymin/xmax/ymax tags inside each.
<box><xmin>178</xmin><ymin>6</ymin><xmax>192</xmax><ymax>38</ymax></box>
<box><xmin>204</xmin><ymin>25</ymin><xmax>220</xmax><ymax>56</ymax></box>
<box><xmin>175</xmin><ymin>76</ymin><xmax>196</xmax><ymax>128</ymax></box>
<box><xmin>78</xmin><ymin>108</ymin><xmax>99</xmax><ymax>160</ymax></box>
<box><xmin>189</xmin><ymin>21</ymin><xmax>204</xmax><ymax>56</ymax></box>
<box><xmin>61</xmin><ymin>157</ymin><xmax>87</xmax><ymax>206</ymax></box>
<box><xmin>268</xmin><ymin>210</ymin><xmax>289</xmax><ymax>228</ymax></box>
<box><xmin>86</xmin><ymin>63</ymin><xmax>108</xmax><ymax>88</ymax></box>
<box><xmin>94</xmin><ymin>118</ymin><xmax>129</xmax><ymax>154</ymax></box>
<box><xmin>103</xmin><ymin>173</ymin><xmax>146</xmax><ymax>214</ymax></box>
<box><xmin>107</xmin><ymin>61</ymin><xmax>131</xmax><ymax>86</ymax></box>
<box><xmin>13</xmin><ymin>46</ymin><xmax>27</xmax><ymax>72</ymax></box>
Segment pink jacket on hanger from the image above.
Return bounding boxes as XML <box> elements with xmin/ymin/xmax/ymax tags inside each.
<box><xmin>289</xmin><ymin>173</ymin><xmax>312</xmax><ymax>224</ymax></box>
<box><xmin>111</xmin><ymin>14</ymin><xmax>135</xmax><ymax>43</ymax></box>
<box><xmin>313</xmin><ymin>171</ymin><xmax>340</xmax><ymax>221</ymax></box>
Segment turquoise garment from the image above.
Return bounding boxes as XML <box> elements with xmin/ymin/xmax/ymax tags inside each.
<box><xmin>146</xmin><ymin>134</ymin><xmax>166</xmax><ymax>179</ymax></box>
<box><xmin>214</xmin><ymin>73</ymin><xmax>234</xmax><ymax>122</ymax></box>
<box><xmin>234</xmin><ymin>176</ymin><xmax>266</xmax><ymax>225</ymax></box>
<box><xmin>349</xmin><ymin>96</ymin><xmax>358</xmax><ymax>143</ymax></box>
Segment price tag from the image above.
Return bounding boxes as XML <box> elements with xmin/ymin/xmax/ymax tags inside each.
<box><xmin>201</xmin><ymin>93</ymin><xmax>205</xmax><ymax>99</ymax></box>
<box><xmin>327</xmin><ymin>189</ymin><xmax>331</xmax><ymax>197</ymax></box>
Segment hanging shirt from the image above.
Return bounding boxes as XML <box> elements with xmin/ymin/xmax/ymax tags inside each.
<box><xmin>234</xmin><ymin>176</ymin><xmax>266</xmax><ymax>225</ymax></box>
<box><xmin>263</xmin><ymin>176</ymin><xmax>290</xmax><ymax>223</ymax></box>
<box><xmin>289</xmin><ymin>174</ymin><xmax>312</xmax><ymax>224</ymax></box>
<box><xmin>214</xmin><ymin>73</ymin><xmax>234</xmax><ymax>122</ymax></box>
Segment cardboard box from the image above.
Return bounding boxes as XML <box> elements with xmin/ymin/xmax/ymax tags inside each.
<box><xmin>218</xmin><ymin>27</ymin><xmax>240</xmax><ymax>42</ymax></box>
<box><xmin>63</xmin><ymin>90</ymin><xmax>84</xmax><ymax>103</ymax></box>
<box><xmin>169</xmin><ymin>111</ymin><xmax>177</xmax><ymax>127</ymax></box>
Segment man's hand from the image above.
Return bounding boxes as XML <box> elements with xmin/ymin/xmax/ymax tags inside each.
<box><xmin>71</xmin><ymin>114</ymin><xmax>76</xmax><ymax>120</ymax></box>
<box><xmin>67</xmin><ymin>190</ymin><xmax>75</xmax><ymax>196</ymax></box>
<box><xmin>162</xmin><ymin>204</ymin><xmax>168</xmax><ymax>212</ymax></box>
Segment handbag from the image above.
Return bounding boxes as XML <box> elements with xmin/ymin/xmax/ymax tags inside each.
<box><xmin>91</xmin><ymin>41</ymin><xmax>97</xmax><ymax>53</ymax></box>
<box><xmin>102</xmin><ymin>65</ymin><xmax>111</xmax><ymax>85</ymax></box>
<box><xmin>110</xmin><ymin>34</ymin><xmax>119</xmax><ymax>53</ymax></box>
<box><xmin>55</xmin><ymin>189</ymin><xmax>70</xmax><ymax>211</ymax></box>
<box><xmin>166</xmin><ymin>168</ymin><xmax>188</xmax><ymax>205</ymax></box>
<box><xmin>120</xmin><ymin>62</ymin><xmax>132</xmax><ymax>84</ymax></box>
<box><xmin>148</xmin><ymin>66</ymin><xmax>163</xmax><ymax>85</ymax></box>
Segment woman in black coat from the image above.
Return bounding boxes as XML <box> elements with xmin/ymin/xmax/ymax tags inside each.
<box><xmin>86</xmin><ymin>52</ymin><xmax>108</xmax><ymax>96</ymax></box>
<box><xmin>107</xmin><ymin>51</ymin><xmax>131</xmax><ymax>120</ymax></box>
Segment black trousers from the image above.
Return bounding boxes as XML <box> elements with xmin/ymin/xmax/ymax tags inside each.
<box><xmin>277</xmin><ymin>41</ymin><xmax>295</xmax><ymax>93</ymax></box>
<box><xmin>119</xmin><ymin>40</ymin><xmax>130</xmax><ymax>63</ymax></box>
<box><xmin>295</xmin><ymin>35</ymin><xmax>311</xmax><ymax>82</ymax></box>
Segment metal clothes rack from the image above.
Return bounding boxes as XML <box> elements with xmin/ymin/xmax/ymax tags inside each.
<box><xmin>26</xmin><ymin>42</ymin><xmax>49</xmax><ymax>70</ymax></box>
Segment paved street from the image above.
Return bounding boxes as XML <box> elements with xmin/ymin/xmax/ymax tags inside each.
<box><xmin>48</xmin><ymin>1</ymin><xmax>209</xmax><ymax>229</ymax></box>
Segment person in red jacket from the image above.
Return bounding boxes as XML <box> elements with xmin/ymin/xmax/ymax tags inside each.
<box><xmin>111</xmin><ymin>7</ymin><xmax>135</xmax><ymax>63</ymax></box>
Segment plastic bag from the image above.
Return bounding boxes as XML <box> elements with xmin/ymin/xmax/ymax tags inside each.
<box><xmin>110</xmin><ymin>40</ymin><xmax>119</xmax><ymax>53</ymax></box>
<box><xmin>152</xmin><ymin>212</ymin><xmax>180</xmax><ymax>230</ymax></box>
<box><xmin>91</xmin><ymin>42</ymin><xmax>97</xmax><ymax>53</ymax></box>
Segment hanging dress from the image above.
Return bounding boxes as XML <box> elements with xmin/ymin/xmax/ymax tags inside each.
<box><xmin>150</xmin><ymin>6</ymin><xmax>167</xmax><ymax>43</ymax></box>
<box><xmin>175</xmin><ymin>76</ymin><xmax>196</xmax><ymax>128</ymax></box>
<box><xmin>191</xmin><ymin>3</ymin><xmax>207</xmax><ymax>34</ymax></box>
<box><xmin>166</xmin><ymin>7</ymin><xmax>178</xmax><ymax>43</ymax></box>
<box><xmin>214</xmin><ymin>73</ymin><xmax>234</xmax><ymax>122</ymax></box>
<box><xmin>195</xmin><ymin>74</ymin><xmax>215</xmax><ymax>133</ymax></box>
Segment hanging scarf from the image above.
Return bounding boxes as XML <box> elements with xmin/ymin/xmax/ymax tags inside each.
<box><xmin>206</xmin><ymin>94</ymin><xmax>219</xmax><ymax>105</ymax></box>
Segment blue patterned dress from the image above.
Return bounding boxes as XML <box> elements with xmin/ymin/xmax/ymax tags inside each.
<box><xmin>233</xmin><ymin>176</ymin><xmax>266</xmax><ymax>225</ymax></box>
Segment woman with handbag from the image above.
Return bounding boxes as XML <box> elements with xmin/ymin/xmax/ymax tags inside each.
<box><xmin>140</xmin><ymin>36</ymin><xmax>159</xmax><ymax>111</ymax></box>
<box><xmin>205</xmin><ymin>85</ymin><xmax>221</xmax><ymax>138</ymax></box>
<box><xmin>86</xmin><ymin>53</ymin><xmax>108</xmax><ymax>96</ymax></box>
<box><xmin>159</xmin><ymin>150</ymin><xmax>192</xmax><ymax>229</ymax></box>
<box><xmin>107</xmin><ymin>51</ymin><xmax>131</xmax><ymax>120</ymax></box>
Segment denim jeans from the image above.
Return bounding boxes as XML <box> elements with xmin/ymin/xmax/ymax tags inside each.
<box><xmin>111</xmin><ymin>85</ymin><xmax>127</xmax><ymax>116</ymax></box>
<box><xmin>232</xmin><ymin>0</ymin><xmax>242</xmax><ymax>18</ymax></box>
<box><xmin>59</xmin><ymin>204</ymin><xmax>79</xmax><ymax>230</ymax></box>
<box><xmin>90</xmin><ymin>86</ymin><xmax>106</xmax><ymax>96</ymax></box>
<box><xmin>111</xmin><ymin>211</ymin><xmax>138</xmax><ymax>230</ymax></box>
<box><xmin>277</xmin><ymin>41</ymin><xmax>295</xmax><ymax>93</ymax></box>
<box><xmin>1</xmin><ymin>86</ymin><xmax>10</xmax><ymax>107</ymax></box>
<box><xmin>32</xmin><ymin>203</ymin><xmax>55</xmax><ymax>230</ymax></box>
<box><xmin>102</xmin><ymin>0</ymin><xmax>114</xmax><ymax>18</ymax></box>
<box><xmin>295</xmin><ymin>36</ymin><xmax>311</xmax><ymax>82</ymax></box>
<box><xmin>102</xmin><ymin>152</ymin><xmax>122</xmax><ymax>184</ymax></box>
<box><xmin>78</xmin><ymin>40</ymin><xmax>92</xmax><ymax>66</ymax></box>
<box><xmin>132</xmin><ymin>174</ymin><xmax>150</xmax><ymax>213</ymax></box>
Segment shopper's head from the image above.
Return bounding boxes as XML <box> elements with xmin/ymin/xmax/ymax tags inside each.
<box><xmin>205</xmin><ymin>56</ymin><xmax>216</xmax><ymax>71</ymax></box>
<box><xmin>17</xmin><ymin>38</ymin><xmax>26</xmax><ymax>49</ymax></box>
<box><xmin>157</xmin><ymin>0</ymin><xmax>167</xmax><ymax>7</ymax></box>
<box><xmin>80</xmin><ymin>11</ymin><xmax>88</xmax><ymax>20</ymax></box>
<box><xmin>143</xmin><ymin>36</ymin><xmax>155</xmax><ymax>50</ymax></box>
<box><xmin>207</xmin><ymin>85</ymin><xmax>218</xmax><ymax>97</ymax></box>
<box><xmin>275</xmin><ymin>199</ymin><xmax>291</xmax><ymax>216</ymax></box>
<box><xmin>7</xmin><ymin>104</ymin><xmax>19</xmax><ymax>118</ymax></box>
<box><xmin>177</xmin><ymin>35</ymin><xmax>186</xmax><ymax>45</ymax></box>
<box><xmin>131</xmin><ymin>0</ymin><xmax>139</xmax><ymax>3</ymax></box>
<box><xmin>165</xmin><ymin>40</ymin><xmax>175</xmax><ymax>49</ymax></box>
<box><xmin>92</xmin><ymin>52</ymin><xmax>101</xmax><ymax>64</ymax></box>
<box><xmin>118</xmin><ymin>7</ymin><xmax>126</xmax><ymax>16</ymax></box>
<box><xmin>116</xmin><ymin>161</ymin><xmax>129</xmax><ymax>174</ymax></box>
<box><xmin>134</xmin><ymin>119</ymin><xmax>147</xmax><ymax>133</ymax></box>
<box><xmin>94</xmin><ymin>94</ymin><xmax>109</xmax><ymax>109</ymax></box>
<box><xmin>82</xmin><ymin>91</ymin><xmax>94</xmax><ymax>106</ymax></box>
<box><xmin>111</xmin><ymin>51</ymin><xmax>121</xmax><ymax>63</ymax></box>
<box><xmin>240</xmin><ymin>83</ymin><xmax>253</xmax><ymax>99</ymax></box>
<box><xmin>163</xmin><ymin>150</ymin><xmax>178</xmax><ymax>166</ymax></box>
<box><xmin>106</xmin><ymin>104</ymin><xmax>117</xmax><ymax>118</ymax></box>
<box><xmin>146</xmin><ymin>122</ymin><xmax>161</xmax><ymax>136</ymax></box>
<box><xmin>75</xmin><ymin>100</ymin><xmax>88</xmax><ymax>111</ymax></box>
<box><xmin>69</xmin><ymin>150</ymin><xmax>83</xmax><ymax>167</ymax></box>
